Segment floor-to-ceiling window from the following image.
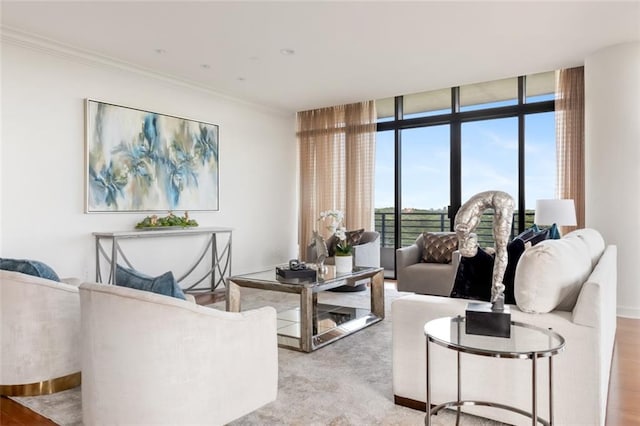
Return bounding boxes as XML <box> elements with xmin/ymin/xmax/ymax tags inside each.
<box><xmin>375</xmin><ymin>72</ymin><xmax>556</xmax><ymax>277</ymax></box>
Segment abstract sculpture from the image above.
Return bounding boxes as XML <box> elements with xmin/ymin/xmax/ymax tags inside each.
<box><xmin>310</xmin><ymin>230</ymin><xmax>328</xmax><ymax>273</ymax></box>
<box><xmin>455</xmin><ymin>190</ymin><xmax>515</xmax><ymax>337</ymax></box>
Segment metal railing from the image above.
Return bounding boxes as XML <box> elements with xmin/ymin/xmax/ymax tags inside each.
<box><xmin>375</xmin><ymin>211</ymin><xmax>536</xmax><ymax>248</ymax></box>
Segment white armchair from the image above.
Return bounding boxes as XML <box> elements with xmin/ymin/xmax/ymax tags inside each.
<box><xmin>79</xmin><ymin>282</ymin><xmax>278</xmax><ymax>425</ymax></box>
<box><xmin>307</xmin><ymin>231</ymin><xmax>381</xmax><ymax>268</ymax></box>
<box><xmin>0</xmin><ymin>270</ymin><xmax>81</xmax><ymax>396</ymax></box>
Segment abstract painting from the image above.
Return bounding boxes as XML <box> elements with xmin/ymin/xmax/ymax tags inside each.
<box><xmin>85</xmin><ymin>100</ymin><xmax>219</xmax><ymax>212</ymax></box>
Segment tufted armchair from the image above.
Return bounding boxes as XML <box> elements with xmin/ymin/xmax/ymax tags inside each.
<box><xmin>396</xmin><ymin>232</ymin><xmax>462</xmax><ymax>296</ymax></box>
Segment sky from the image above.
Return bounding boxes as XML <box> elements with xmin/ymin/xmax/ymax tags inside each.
<box><xmin>374</xmin><ymin>110</ymin><xmax>556</xmax><ymax>211</ymax></box>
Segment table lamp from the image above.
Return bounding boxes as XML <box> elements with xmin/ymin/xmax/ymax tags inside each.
<box><xmin>534</xmin><ymin>199</ymin><xmax>577</xmax><ymax>237</ymax></box>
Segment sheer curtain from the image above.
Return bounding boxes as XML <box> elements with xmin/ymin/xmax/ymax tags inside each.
<box><xmin>297</xmin><ymin>101</ymin><xmax>376</xmax><ymax>260</ymax></box>
<box><xmin>556</xmin><ymin>66</ymin><xmax>585</xmax><ymax>233</ymax></box>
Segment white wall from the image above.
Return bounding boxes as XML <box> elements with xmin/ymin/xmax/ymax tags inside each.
<box><xmin>585</xmin><ymin>41</ymin><xmax>640</xmax><ymax>318</ymax></box>
<box><xmin>1</xmin><ymin>38</ymin><xmax>298</xmax><ymax>283</ymax></box>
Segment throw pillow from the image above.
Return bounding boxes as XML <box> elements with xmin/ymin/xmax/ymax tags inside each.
<box><xmin>513</xmin><ymin>226</ymin><xmax>537</xmax><ymax>242</ymax></box>
<box><xmin>421</xmin><ymin>232</ymin><xmax>458</xmax><ymax>264</ymax></box>
<box><xmin>528</xmin><ymin>228</ymin><xmax>550</xmax><ymax>245</ymax></box>
<box><xmin>514</xmin><ymin>237</ymin><xmax>591</xmax><ymax>313</ymax></box>
<box><xmin>547</xmin><ymin>223</ymin><xmax>561</xmax><ymax>239</ymax></box>
<box><xmin>450</xmin><ymin>247</ymin><xmax>494</xmax><ymax>301</ymax></box>
<box><xmin>115</xmin><ymin>265</ymin><xmax>186</xmax><ymax>300</ymax></box>
<box><xmin>502</xmin><ymin>238</ymin><xmax>526</xmax><ymax>304</ymax></box>
<box><xmin>0</xmin><ymin>258</ymin><xmax>60</xmax><ymax>282</ymax></box>
<box><xmin>345</xmin><ymin>229</ymin><xmax>365</xmax><ymax>247</ymax></box>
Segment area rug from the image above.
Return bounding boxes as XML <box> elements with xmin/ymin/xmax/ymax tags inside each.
<box><xmin>12</xmin><ymin>284</ymin><xmax>504</xmax><ymax>425</ymax></box>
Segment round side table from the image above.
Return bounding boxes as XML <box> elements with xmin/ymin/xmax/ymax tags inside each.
<box><xmin>424</xmin><ymin>316</ymin><xmax>565</xmax><ymax>426</ymax></box>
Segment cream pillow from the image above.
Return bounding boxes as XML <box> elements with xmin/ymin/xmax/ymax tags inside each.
<box><xmin>514</xmin><ymin>236</ymin><xmax>592</xmax><ymax>313</ymax></box>
<box><xmin>563</xmin><ymin>228</ymin><xmax>605</xmax><ymax>268</ymax></box>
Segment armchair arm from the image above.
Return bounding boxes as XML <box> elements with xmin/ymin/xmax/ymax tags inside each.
<box><xmin>61</xmin><ymin>277</ymin><xmax>83</xmax><ymax>287</ymax></box>
<box><xmin>396</xmin><ymin>244</ymin><xmax>422</xmax><ymax>270</ymax></box>
<box><xmin>353</xmin><ymin>236</ymin><xmax>381</xmax><ymax>268</ymax></box>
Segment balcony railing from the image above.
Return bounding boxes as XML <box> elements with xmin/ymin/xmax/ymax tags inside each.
<box><xmin>375</xmin><ymin>211</ymin><xmax>536</xmax><ymax>248</ymax></box>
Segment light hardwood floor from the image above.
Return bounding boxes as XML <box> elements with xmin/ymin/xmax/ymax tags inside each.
<box><xmin>1</xmin><ymin>317</ymin><xmax>638</xmax><ymax>425</ymax></box>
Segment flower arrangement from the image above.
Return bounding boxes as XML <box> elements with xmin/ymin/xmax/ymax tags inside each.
<box><xmin>318</xmin><ymin>210</ymin><xmax>352</xmax><ymax>256</ymax></box>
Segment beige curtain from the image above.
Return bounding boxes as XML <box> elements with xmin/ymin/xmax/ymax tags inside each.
<box><xmin>556</xmin><ymin>66</ymin><xmax>585</xmax><ymax>233</ymax></box>
<box><xmin>297</xmin><ymin>101</ymin><xmax>376</xmax><ymax>260</ymax></box>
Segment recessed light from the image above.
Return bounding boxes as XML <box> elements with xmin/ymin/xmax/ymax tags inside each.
<box><xmin>280</xmin><ymin>48</ymin><xmax>295</xmax><ymax>56</ymax></box>
<box><xmin>155</xmin><ymin>49</ymin><xmax>166</xmax><ymax>55</ymax></box>
<box><xmin>200</xmin><ymin>64</ymin><xmax>211</xmax><ymax>69</ymax></box>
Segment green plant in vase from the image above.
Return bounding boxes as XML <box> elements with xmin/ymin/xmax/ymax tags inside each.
<box><xmin>135</xmin><ymin>211</ymin><xmax>198</xmax><ymax>229</ymax></box>
<box><xmin>318</xmin><ymin>209</ymin><xmax>353</xmax><ymax>272</ymax></box>
<box><xmin>334</xmin><ymin>230</ymin><xmax>353</xmax><ymax>257</ymax></box>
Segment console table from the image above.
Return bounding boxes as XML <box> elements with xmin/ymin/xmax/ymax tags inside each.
<box><xmin>93</xmin><ymin>227</ymin><xmax>232</xmax><ymax>295</ymax></box>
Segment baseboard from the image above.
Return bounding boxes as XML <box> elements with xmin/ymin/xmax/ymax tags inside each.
<box><xmin>617</xmin><ymin>305</ymin><xmax>640</xmax><ymax>319</ymax></box>
<box><xmin>393</xmin><ymin>395</ymin><xmax>427</xmax><ymax>412</ymax></box>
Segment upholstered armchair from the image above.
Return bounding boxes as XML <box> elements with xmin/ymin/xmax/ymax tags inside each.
<box><xmin>307</xmin><ymin>231</ymin><xmax>381</xmax><ymax>268</ymax></box>
<box><xmin>0</xmin><ymin>270</ymin><xmax>81</xmax><ymax>396</ymax></box>
<box><xmin>79</xmin><ymin>282</ymin><xmax>278</xmax><ymax>425</ymax></box>
<box><xmin>396</xmin><ymin>232</ymin><xmax>461</xmax><ymax>296</ymax></box>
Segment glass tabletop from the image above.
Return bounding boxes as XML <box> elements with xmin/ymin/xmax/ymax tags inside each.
<box><xmin>424</xmin><ymin>316</ymin><xmax>565</xmax><ymax>359</ymax></box>
<box><xmin>230</xmin><ymin>265</ymin><xmax>379</xmax><ymax>287</ymax></box>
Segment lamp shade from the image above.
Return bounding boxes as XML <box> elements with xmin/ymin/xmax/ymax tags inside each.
<box><xmin>534</xmin><ymin>199</ymin><xmax>577</xmax><ymax>226</ymax></box>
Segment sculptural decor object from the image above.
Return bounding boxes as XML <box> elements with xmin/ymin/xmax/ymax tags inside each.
<box><xmin>310</xmin><ymin>230</ymin><xmax>328</xmax><ymax>273</ymax></box>
<box><xmin>454</xmin><ymin>190</ymin><xmax>515</xmax><ymax>337</ymax></box>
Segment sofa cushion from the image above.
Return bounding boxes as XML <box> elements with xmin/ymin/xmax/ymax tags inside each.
<box><xmin>115</xmin><ymin>265</ymin><xmax>186</xmax><ymax>300</ymax></box>
<box><xmin>514</xmin><ymin>236</ymin><xmax>592</xmax><ymax>313</ymax></box>
<box><xmin>0</xmin><ymin>258</ymin><xmax>60</xmax><ymax>282</ymax></box>
<box><xmin>421</xmin><ymin>232</ymin><xmax>458</xmax><ymax>264</ymax></box>
<box><xmin>450</xmin><ymin>247</ymin><xmax>494</xmax><ymax>301</ymax></box>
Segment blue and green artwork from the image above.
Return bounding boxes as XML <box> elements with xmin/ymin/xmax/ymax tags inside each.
<box><xmin>86</xmin><ymin>100</ymin><xmax>219</xmax><ymax>212</ymax></box>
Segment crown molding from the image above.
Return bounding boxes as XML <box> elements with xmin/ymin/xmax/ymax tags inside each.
<box><xmin>0</xmin><ymin>26</ymin><xmax>292</xmax><ymax>117</ymax></box>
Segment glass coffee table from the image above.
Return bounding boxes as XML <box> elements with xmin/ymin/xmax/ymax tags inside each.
<box><xmin>226</xmin><ymin>266</ymin><xmax>384</xmax><ymax>352</ymax></box>
<box><xmin>424</xmin><ymin>316</ymin><xmax>565</xmax><ymax>426</ymax></box>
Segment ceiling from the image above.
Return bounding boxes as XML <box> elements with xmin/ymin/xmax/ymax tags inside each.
<box><xmin>2</xmin><ymin>1</ymin><xmax>639</xmax><ymax>114</ymax></box>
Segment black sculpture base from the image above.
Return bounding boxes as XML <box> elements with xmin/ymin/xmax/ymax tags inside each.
<box><xmin>465</xmin><ymin>302</ymin><xmax>511</xmax><ymax>338</ymax></box>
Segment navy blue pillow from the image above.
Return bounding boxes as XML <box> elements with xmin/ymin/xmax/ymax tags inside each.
<box><xmin>503</xmin><ymin>238</ymin><xmax>526</xmax><ymax>304</ymax></box>
<box><xmin>0</xmin><ymin>258</ymin><xmax>60</xmax><ymax>282</ymax></box>
<box><xmin>115</xmin><ymin>265</ymin><xmax>186</xmax><ymax>300</ymax></box>
<box><xmin>528</xmin><ymin>228</ymin><xmax>550</xmax><ymax>245</ymax></box>
<box><xmin>450</xmin><ymin>248</ymin><xmax>495</xmax><ymax>302</ymax></box>
<box><xmin>513</xmin><ymin>228</ymin><xmax>535</xmax><ymax>242</ymax></box>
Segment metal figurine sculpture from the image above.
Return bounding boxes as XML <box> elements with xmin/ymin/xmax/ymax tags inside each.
<box><xmin>310</xmin><ymin>230</ymin><xmax>328</xmax><ymax>273</ymax></box>
<box><xmin>454</xmin><ymin>190</ymin><xmax>515</xmax><ymax>311</ymax></box>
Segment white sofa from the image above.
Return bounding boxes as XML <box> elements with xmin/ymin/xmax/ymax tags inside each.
<box><xmin>0</xmin><ymin>270</ymin><xmax>81</xmax><ymax>396</ymax></box>
<box><xmin>79</xmin><ymin>282</ymin><xmax>278</xmax><ymax>425</ymax></box>
<box><xmin>392</xmin><ymin>228</ymin><xmax>617</xmax><ymax>426</ymax></box>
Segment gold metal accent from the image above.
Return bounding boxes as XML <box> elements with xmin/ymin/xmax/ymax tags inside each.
<box><xmin>0</xmin><ymin>372</ymin><xmax>81</xmax><ymax>396</ymax></box>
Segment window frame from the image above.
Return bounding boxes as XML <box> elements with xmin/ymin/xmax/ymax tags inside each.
<box><xmin>376</xmin><ymin>75</ymin><xmax>555</xmax><ymax>272</ymax></box>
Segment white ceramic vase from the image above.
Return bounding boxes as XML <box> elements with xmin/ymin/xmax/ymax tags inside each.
<box><xmin>334</xmin><ymin>255</ymin><xmax>353</xmax><ymax>273</ymax></box>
